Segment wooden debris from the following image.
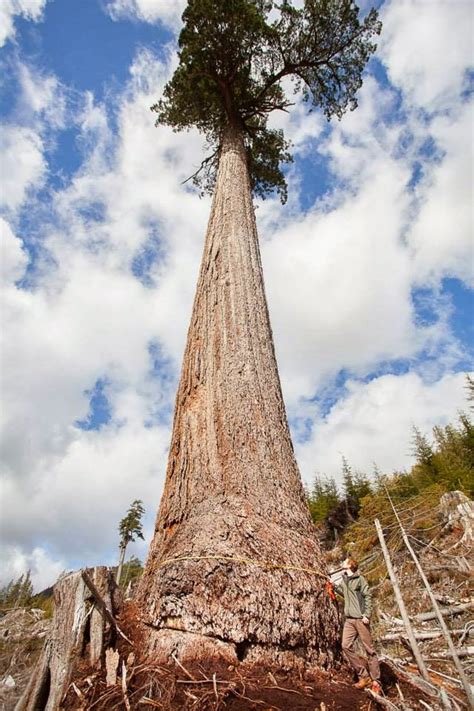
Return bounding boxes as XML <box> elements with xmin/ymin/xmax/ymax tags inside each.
<box><xmin>375</xmin><ymin>519</ymin><xmax>430</xmax><ymax>681</ymax></box>
<box><xmin>122</xmin><ymin>660</ymin><xmax>131</xmax><ymax>711</ymax></box>
<box><xmin>428</xmin><ymin>646</ymin><xmax>473</xmax><ymax>660</ymax></box>
<box><xmin>381</xmin><ymin>657</ymin><xmax>439</xmax><ymax>698</ymax></box>
<box><xmin>105</xmin><ymin>648</ymin><xmax>120</xmax><ymax>687</ymax></box>
<box><xmin>15</xmin><ymin>567</ymin><xmax>117</xmax><ymax>711</ymax></box>
<box><xmin>366</xmin><ymin>691</ymin><xmax>402</xmax><ymax>710</ymax></box>
<box><xmin>81</xmin><ymin>569</ymin><xmax>131</xmax><ymax>644</ymax></box>
<box><xmin>381</xmin><ymin>629</ymin><xmax>469</xmax><ymax>642</ymax></box>
<box><xmin>439</xmin><ymin>492</ymin><xmax>474</xmax><ymax>545</ymax></box>
<box><xmin>414</xmin><ymin>603</ymin><xmax>473</xmax><ymax>623</ymax></box>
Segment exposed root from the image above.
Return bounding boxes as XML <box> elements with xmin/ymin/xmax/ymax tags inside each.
<box><xmin>61</xmin><ymin>658</ymin><xmax>378</xmax><ymax>710</ymax></box>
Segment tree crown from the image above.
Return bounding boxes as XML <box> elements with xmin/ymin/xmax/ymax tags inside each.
<box><xmin>119</xmin><ymin>499</ymin><xmax>145</xmax><ymax>549</ymax></box>
<box><xmin>153</xmin><ymin>0</ymin><xmax>381</xmax><ymax>202</ymax></box>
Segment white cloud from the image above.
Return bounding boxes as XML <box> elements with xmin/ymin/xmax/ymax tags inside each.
<box><xmin>296</xmin><ymin>371</ymin><xmax>469</xmax><ymax>485</ymax></box>
<box><xmin>0</xmin><ymin>50</ymin><xmax>208</xmax><ymax>588</ymax></box>
<box><xmin>0</xmin><ymin>0</ymin><xmax>47</xmax><ymax>47</ymax></box>
<box><xmin>105</xmin><ymin>0</ymin><xmax>185</xmax><ymax>28</ymax></box>
<box><xmin>16</xmin><ymin>62</ymin><xmax>66</xmax><ymax>130</ymax></box>
<box><xmin>0</xmin><ymin>125</ymin><xmax>46</xmax><ymax>211</ymax></box>
<box><xmin>260</xmin><ymin>75</ymin><xmax>457</xmax><ymax>407</ymax></box>
<box><xmin>0</xmin><ymin>545</ymin><xmax>66</xmax><ymax>593</ymax></box>
<box><xmin>1</xmin><ymin>415</ymin><xmax>170</xmax><ymax>562</ymax></box>
<box><xmin>380</xmin><ymin>0</ymin><xmax>474</xmax><ymax>110</ymax></box>
<box><xmin>408</xmin><ymin>101</ymin><xmax>474</xmax><ymax>286</ymax></box>
<box><xmin>0</xmin><ymin>218</ymin><xmax>28</xmax><ymax>284</ymax></box>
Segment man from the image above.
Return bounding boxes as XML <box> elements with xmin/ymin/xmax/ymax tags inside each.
<box><xmin>331</xmin><ymin>557</ymin><xmax>382</xmax><ymax>693</ymax></box>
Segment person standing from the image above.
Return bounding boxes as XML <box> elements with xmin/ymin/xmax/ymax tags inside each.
<box><xmin>331</xmin><ymin>557</ymin><xmax>382</xmax><ymax>693</ymax></box>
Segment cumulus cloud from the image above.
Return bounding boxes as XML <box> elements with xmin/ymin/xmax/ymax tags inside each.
<box><xmin>0</xmin><ymin>50</ymin><xmax>208</xmax><ymax>587</ymax></box>
<box><xmin>16</xmin><ymin>62</ymin><xmax>67</xmax><ymax>130</ymax></box>
<box><xmin>260</xmin><ymin>74</ymin><xmax>463</xmax><ymax>406</ymax></box>
<box><xmin>0</xmin><ymin>0</ymin><xmax>47</xmax><ymax>47</ymax></box>
<box><xmin>0</xmin><ymin>218</ymin><xmax>28</xmax><ymax>284</ymax></box>
<box><xmin>0</xmin><ymin>125</ymin><xmax>46</xmax><ymax>211</ymax></box>
<box><xmin>0</xmin><ymin>545</ymin><xmax>67</xmax><ymax>593</ymax></box>
<box><xmin>296</xmin><ymin>371</ymin><xmax>470</xmax><ymax>485</ymax></box>
<box><xmin>380</xmin><ymin>0</ymin><xmax>473</xmax><ymax>110</ymax></box>
<box><xmin>408</xmin><ymin>101</ymin><xmax>474</xmax><ymax>286</ymax></box>
<box><xmin>105</xmin><ymin>0</ymin><xmax>185</xmax><ymax>28</ymax></box>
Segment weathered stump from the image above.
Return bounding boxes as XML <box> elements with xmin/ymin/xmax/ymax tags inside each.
<box><xmin>440</xmin><ymin>491</ymin><xmax>474</xmax><ymax>544</ymax></box>
<box><xmin>15</xmin><ymin>567</ymin><xmax>117</xmax><ymax>711</ymax></box>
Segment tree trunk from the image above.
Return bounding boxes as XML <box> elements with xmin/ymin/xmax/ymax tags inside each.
<box><xmin>135</xmin><ymin>128</ymin><xmax>339</xmax><ymax>669</ymax></box>
<box><xmin>16</xmin><ymin>567</ymin><xmax>117</xmax><ymax>711</ymax></box>
<box><xmin>116</xmin><ymin>543</ymin><xmax>127</xmax><ymax>585</ymax></box>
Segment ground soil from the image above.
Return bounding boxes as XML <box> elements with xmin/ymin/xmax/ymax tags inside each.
<box><xmin>59</xmin><ymin>604</ymin><xmax>432</xmax><ymax>711</ymax></box>
<box><xmin>61</xmin><ymin>654</ymin><xmax>438</xmax><ymax>710</ymax></box>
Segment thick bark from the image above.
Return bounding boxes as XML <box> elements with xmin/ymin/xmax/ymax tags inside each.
<box><xmin>16</xmin><ymin>567</ymin><xmax>117</xmax><ymax>711</ymax></box>
<box><xmin>136</xmin><ymin>128</ymin><xmax>339</xmax><ymax>668</ymax></box>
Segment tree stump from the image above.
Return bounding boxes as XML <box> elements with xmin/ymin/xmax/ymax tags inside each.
<box><xmin>440</xmin><ymin>491</ymin><xmax>474</xmax><ymax>544</ymax></box>
<box><xmin>15</xmin><ymin>567</ymin><xmax>117</xmax><ymax>711</ymax></box>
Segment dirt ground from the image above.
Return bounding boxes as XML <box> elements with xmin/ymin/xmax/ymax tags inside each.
<box><xmin>62</xmin><ymin>660</ymin><xmax>373</xmax><ymax>710</ymax></box>
<box><xmin>60</xmin><ymin>651</ymin><xmax>435</xmax><ymax>710</ymax></box>
<box><xmin>57</xmin><ymin>601</ymin><xmax>441</xmax><ymax>710</ymax></box>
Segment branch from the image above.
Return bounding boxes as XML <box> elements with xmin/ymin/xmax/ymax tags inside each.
<box><xmin>81</xmin><ymin>570</ymin><xmax>132</xmax><ymax>644</ymax></box>
<box><xmin>181</xmin><ymin>150</ymin><xmax>219</xmax><ymax>186</ymax></box>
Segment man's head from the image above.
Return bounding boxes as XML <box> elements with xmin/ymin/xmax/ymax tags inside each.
<box><xmin>342</xmin><ymin>557</ymin><xmax>358</xmax><ymax>574</ymax></box>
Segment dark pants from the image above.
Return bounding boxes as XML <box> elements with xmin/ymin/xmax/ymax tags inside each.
<box><xmin>341</xmin><ymin>618</ymin><xmax>380</xmax><ymax>681</ymax></box>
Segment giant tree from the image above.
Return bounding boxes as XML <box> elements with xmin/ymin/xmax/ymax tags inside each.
<box><xmin>136</xmin><ymin>0</ymin><xmax>381</xmax><ymax>668</ymax></box>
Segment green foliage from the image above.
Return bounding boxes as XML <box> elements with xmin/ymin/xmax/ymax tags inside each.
<box><xmin>153</xmin><ymin>0</ymin><xmax>381</xmax><ymax>201</ymax></box>
<box><xmin>119</xmin><ymin>499</ymin><xmax>145</xmax><ymax>552</ymax></box>
<box><xmin>409</xmin><ymin>417</ymin><xmax>474</xmax><ymax>495</ymax></box>
<box><xmin>306</xmin><ymin>474</ymin><xmax>341</xmax><ymax>522</ymax></box>
<box><xmin>341</xmin><ymin>456</ymin><xmax>372</xmax><ymax>503</ymax></box>
<box><xmin>30</xmin><ymin>592</ymin><xmax>55</xmax><ymax>618</ymax></box>
<box><xmin>465</xmin><ymin>374</ymin><xmax>474</xmax><ymax>410</ymax></box>
<box><xmin>0</xmin><ymin>571</ymin><xmax>34</xmax><ymax>609</ymax></box>
<box><xmin>118</xmin><ymin>555</ymin><xmax>144</xmax><ymax>590</ymax></box>
<box><xmin>343</xmin><ymin>389</ymin><xmax>474</xmax><ymax>579</ymax></box>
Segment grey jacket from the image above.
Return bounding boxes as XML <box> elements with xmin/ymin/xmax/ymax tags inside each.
<box><xmin>334</xmin><ymin>573</ymin><xmax>372</xmax><ymax>619</ymax></box>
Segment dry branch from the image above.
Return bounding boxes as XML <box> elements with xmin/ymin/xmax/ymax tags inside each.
<box><xmin>81</xmin><ymin>570</ymin><xmax>131</xmax><ymax>644</ymax></box>
<box><xmin>428</xmin><ymin>646</ymin><xmax>474</xmax><ymax>659</ymax></box>
<box><xmin>381</xmin><ymin>629</ymin><xmax>469</xmax><ymax>642</ymax></box>
<box><xmin>414</xmin><ymin>603</ymin><xmax>473</xmax><ymax>623</ymax></box>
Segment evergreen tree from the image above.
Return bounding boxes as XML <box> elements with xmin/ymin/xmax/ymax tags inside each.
<box><xmin>117</xmin><ymin>500</ymin><xmax>145</xmax><ymax>585</ymax></box>
<box><xmin>465</xmin><ymin>373</ymin><xmax>474</xmax><ymax>411</ymax></box>
<box><xmin>0</xmin><ymin>571</ymin><xmax>33</xmax><ymax>609</ymax></box>
<box><xmin>153</xmin><ymin>0</ymin><xmax>381</xmax><ymax>202</ymax></box>
<box><xmin>341</xmin><ymin>456</ymin><xmax>371</xmax><ymax>504</ymax></box>
<box><xmin>307</xmin><ymin>474</ymin><xmax>340</xmax><ymax>522</ymax></box>
<box><xmin>119</xmin><ymin>555</ymin><xmax>144</xmax><ymax>590</ymax></box>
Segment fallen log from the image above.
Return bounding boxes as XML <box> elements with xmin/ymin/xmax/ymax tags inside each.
<box><xmin>414</xmin><ymin>603</ymin><xmax>473</xmax><ymax>623</ymax></box>
<box><xmin>15</xmin><ymin>567</ymin><xmax>118</xmax><ymax>711</ymax></box>
<box><xmin>428</xmin><ymin>646</ymin><xmax>473</xmax><ymax>660</ymax></box>
<box><xmin>381</xmin><ymin>629</ymin><xmax>469</xmax><ymax>642</ymax></box>
<box><xmin>380</xmin><ymin>657</ymin><xmax>439</xmax><ymax>698</ymax></box>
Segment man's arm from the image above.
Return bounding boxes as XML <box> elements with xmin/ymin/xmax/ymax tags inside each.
<box><xmin>359</xmin><ymin>575</ymin><xmax>372</xmax><ymax>619</ymax></box>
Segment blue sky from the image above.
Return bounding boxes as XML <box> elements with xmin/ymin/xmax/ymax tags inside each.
<box><xmin>1</xmin><ymin>0</ymin><xmax>473</xmax><ymax>590</ymax></box>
